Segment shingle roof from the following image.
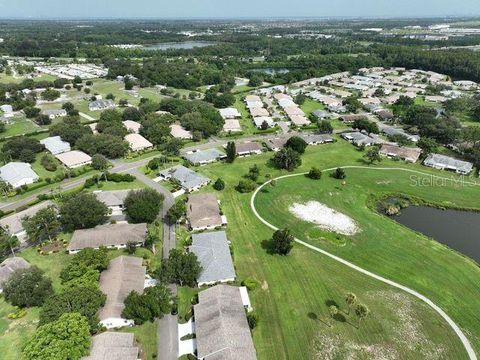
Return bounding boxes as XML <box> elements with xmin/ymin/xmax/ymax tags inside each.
<box><xmin>424</xmin><ymin>154</ymin><xmax>473</xmax><ymax>173</ymax></box>
<box><xmin>68</xmin><ymin>223</ymin><xmax>147</xmax><ymax>252</ymax></box>
<box><xmin>194</xmin><ymin>285</ymin><xmax>257</xmax><ymax>360</ymax></box>
<box><xmin>159</xmin><ymin>165</ymin><xmax>210</xmax><ymax>190</ymax></box>
<box><xmin>0</xmin><ymin>201</ymin><xmax>54</xmax><ymax>235</ymax></box>
<box><xmin>0</xmin><ymin>257</ymin><xmax>30</xmax><ymax>288</ymax></box>
<box><xmin>122</xmin><ymin>120</ymin><xmax>141</xmax><ymax>134</ymax></box>
<box><xmin>187</xmin><ymin>193</ymin><xmax>222</xmax><ymax>229</ymax></box>
<box><xmin>55</xmin><ymin>150</ymin><xmax>92</xmax><ymax>168</ymax></box>
<box><xmin>235</xmin><ymin>142</ymin><xmax>262</xmax><ymax>155</ymax></box>
<box><xmin>223</xmin><ymin>119</ymin><xmax>242</xmax><ymax>132</ymax></box>
<box><xmin>301</xmin><ymin>134</ymin><xmax>334</xmax><ymax>144</ymax></box>
<box><xmin>98</xmin><ymin>256</ymin><xmax>146</xmax><ymax>322</ymax></box>
<box><xmin>81</xmin><ymin>332</ymin><xmax>139</xmax><ymax>360</ymax></box>
<box><xmin>0</xmin><ymin>162</ymin><xmax>39</xmax><ymax>187</ymax></box>
<box><xmin>184</xmin><ymin>149</ymin><xmax>226</xmax><ymax>165</ymax></box>
<box><xmin>170</xmin><ymin>124</ymin><xmax>192</xmax><ymax>139</ymax></box>
<box><xmin>380</xmin><ymin>144</ymin><xmax>422</xmax><ymax>163</ymax></box>
<box><xmin>94</xmin><ymin>190</ymin><xmax>130</xmax><ymax>208</ymax></box>
<box><xmin>124</xmin><ymin>133</ymin><xmax>153</xmax><ymax>151</ymax></box>
<box><xmin>40</xmin><ymin>136</ymin><xmax>71</xmax><ymax>155</ymax></box>
<box><xmin>189</xmin><ymin>231</ymin><xmax>235</xmax><ymax>284</ymax></box>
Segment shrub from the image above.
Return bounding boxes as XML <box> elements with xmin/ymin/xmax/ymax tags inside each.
<box><xmin>241</xmin><ymin>278</ymin><xmax>258</xmax><ymax>291</ymax></box>
<box><xmin>236</xmin><ymin>179</ymin><xmax>256</xmax><ymax>193</ymax></box>
<box><xmin>247</xmin><ymin>312</ymin><xmax>259</xmax><ymax>329</ymax></box>
<box><xmin>332</xmin><ymin>167</ymin><xmax>346</xmax><ymax>179</ymax></box>
<box><xmin>41</xmin><ymin>154</ymin><xmax>58</xmax><ymax>172</ymax></box>
<box><xmin>213</xmin><ymin>178</ymin><xmax>225</xmax><ymax>191</ymax></box>
<box><xmin>307</xmin><ymin>167</ymin><xmax>322</xmax><ymax>180</ymax></box>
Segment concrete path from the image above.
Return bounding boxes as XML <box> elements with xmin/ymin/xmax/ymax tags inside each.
<box><xmin>250</xmin><ymin>166</ymin><xmax>478</xmax><ymax>360</ymax></box>
<box><xmin>157</xmin><ymin>313</ymin><xmax>179</xmax><ymax>360</ymax></box>
<box><xmin>79</xmin><ymin>112</ymin><xmax>96</xmax><ymax>121</ymax></box>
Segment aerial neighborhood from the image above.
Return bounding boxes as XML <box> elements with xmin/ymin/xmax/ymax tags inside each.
<box><xmin>0</xmin><ymin>14</ymin><xmax>479</xmax><ymax>360</ymax></box>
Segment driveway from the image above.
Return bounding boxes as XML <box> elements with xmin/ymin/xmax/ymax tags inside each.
<box><xmin>178</xmin><ymin>319</ymin><xmax>196</xmax><ymax>357</ymax></box>
<box><xmin>157</xmin><ymin>314</ymin><xmax>178</xmax><ymax>360</ymax></box>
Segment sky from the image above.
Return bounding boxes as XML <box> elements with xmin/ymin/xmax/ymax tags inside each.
<box><xmin>1</xmin><ymin>0</ymin><xmax>480</xmax><ymax>19</ymax></box>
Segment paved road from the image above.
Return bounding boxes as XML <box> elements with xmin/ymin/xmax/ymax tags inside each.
<box><xmin>251</xmin><ymin>167</ymin><xmax>479</xmax><ymax>360</ymax></box>
<box><xmin>157</xmin><ymin>313</ymin><xmax>179</xmax><ymax>360</ymax></box>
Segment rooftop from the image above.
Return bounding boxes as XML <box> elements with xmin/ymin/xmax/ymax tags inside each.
<box><xmin>81</xmin><ymin>332</ymin><xmax>139</xmax><ymax>360</ymax></box>
<box><xmin>0</xmin><ymin>257</ymin><xmax>30</xmax><ymax>288</ymax></box>
<box><xmin>55</xmin><ymin>150</ymin><xmax>92</xmax><ymax>168</ymax></box>
<box><xmin>187</xmin><ymin>193</ymin><xmax>222</xmax><ymax>230</ymax></box>
<box><xmin>159</xmin><ymin>165</ymin><xmax>210</xmax><ymax>190</ymax></box>
<box><xmin>0</xmin><ymin>201</ymin><xmax>54</xmax><ymax>235</ymax></box>
<box><xmin>0</xmin><ymin>162</ymin><xmax>39</xmax><ymax>187</ymax></box>
<box><xmin>40</xmin><ymin>136</ymin><xmax>71</xmax><ymax>155</ymax></box>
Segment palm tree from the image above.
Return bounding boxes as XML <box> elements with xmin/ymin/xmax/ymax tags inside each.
<box><xmin>345</xmin><ymin>293</ymin><xmax>357</xmax><ymax>315</ymax></box>
<box><xmin>329</xmin><ymin>305</ymin><xmax>338</xmax><ymax>327</ymax></box>
<box><xmin>355</xmin><ymin>303</ymin><xmax>370</xmax><ymax>329</ymax></box>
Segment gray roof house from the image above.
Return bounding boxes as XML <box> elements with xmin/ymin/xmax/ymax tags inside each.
<box><xmin>0</xmin><ymin>257</ymin><xmax>30</xmax><ymax>291</ymax></box>
<box><xmin>0</xmin><ymin>162</ymin><xmax>39</xmax><ymax>188</ymax></box>
<box><xmin>158</xmin><ymin>165</ymin><xmax>210</xmax><ymax>192</ymax></box>
<box><xmin>184</xmin><ymin>149</ymin><xmax>226</xmax><ymax>166</ymax></box>
<box><xmin>194</xmin><ymin>285</ymin><xmax>257</xmax><ymax>360</ymax></box>
<box><xmin>380</xmin><ymin>144</ymin><xmax>422</xmax><ymax>163</ymax></box>
<box><xmin>89</xmin><ymin>99</ymin><xmax>116</xmax><ymax>111</ymax></box>
<box><xmin>0</xmin><ymin>201</ymin><xmax>54</xmax><ymax>241</ymax></box>
<box><xmin>423</xmin><ymin>154</ymin><xmax>474</xmax><ymax>174</ymax></box>
<box><xmin>341</xmin><ymin>131</ymin><xmax>378</xmax><ymax>147</ymax></box>
<box><xmin>189</xmin><ymin>231</ymin><xmax>236</xmax><ymax>287</ymax></box>
<box><xmin>94</xmin><ymin>190</ymin><xmax>130</xmax><ymax>210</ymax></box>
<box><xmin>98</xmin><ymin>256</ymin><xmax>146</xmax><ymax>329</ymax></box>
<box><xmin>312</xmin><ymin>110</ymin><xmax>330</xmax><ymax>120</ymax></box>
<box><xmin>67</xmin><ymin>223</ymin><xmax>147</xmax><ymax>254</ymax></box>
<box><xmin>301</xmin><ymin>134</ymin><xmax>334</xmax><ymax>145</ymax></box>
<box><xmin>40</xmin><ymin>136</ymin><xmax>71</xmax><ymax>155</ymax></box>
<box><xmin>81</xmin><ymin>332</ymin><xmax>139</xmax><ymax>360</ymax></box>
<box><xmin>41</xmin><ymin>109</ymin><xmax>67</xmax><ymax>119</ymax></box>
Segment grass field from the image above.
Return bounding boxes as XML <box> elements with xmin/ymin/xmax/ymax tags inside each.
<box><xmin>0</xmin><ymin>117</ymin><xmax>41</xmax><ymax>139</ymax></box>
<box><xmin>195</xmin><ymin>140</ymin><xmax>479</xmax><ymax>359</ymax></box>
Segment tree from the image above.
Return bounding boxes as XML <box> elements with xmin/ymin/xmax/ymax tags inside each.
<box><xmin>122</xmin><ymin>107</ymin><xmax>143</xmax><ymax>121</ymax></box>
<box><xmin>124</xmin><ymin>188</ymin><xmax>164</xmax><ymax>223</ymax></box>
<box><xmin>364</xmin><ymin>147</ymin><xmax>382</xmax><ymax>164</ymax></box>
<box><xmin>23</xmin><ymin>313</ymin><xmax>91</xmax><ymax>360</ymax></box>
<box><xmin>60</xmin><ymin>248</ymin><xmax>108</xmax><ymax>285</ymax></box>
<box><xmin>3</xmin><ymin>266</ymin><xmax>53</xmax><ymax>307</ymax></box>
<box><xmin>2</xmin><ymin>136</ymin><xmax>44</xmax><ymax>163</ymax></box>
<box><xmin>294</xmin><ymin>93</ymin><xmax>306</xmax><ymax>105</ymax></box>
<box><xmin>355</xmin><ymin>303</ymin><xmax>370</xmax><ymax>328</ymax></box>
<box><xmin>417</xmin><ymin>137</ymin><xmax>438</xmax><ymax>155</ymax></box>
<box><xmin>50</xmin><ymin>116</ymin><xmax>92</xmax><ymax>146</ymax></box>
<box><xmin>41</xmin><ymin>88</ymin><xmax>61</xmax><ymax>101</ymax></box>
<box><xmin>345</xmin><ymin>293</ymin><xmax>357</xmax><ymax>315</ymax></box>
<box><xmin>22</xmin><ymin>206</ymin><xmax>60</xmax><ymax>244</ymax></box>
<box><xmin>272</xmin><ymin>148</ymin><xmax>302</xmax><ymax>171</ymax></box>
<box><xmin>167</xmin><ymin>200</ymin><xmax>186</xmax><ymax>223</ymax></box>
<box><xmin>329</xmin><ymin>305</ymin><xmax>338</xmax><ymax>326</ymax></box>
<box><xmin>353</xmin><ymin>118</ymin><xmax>379</xmax><ymax>134</ymax></box>
<box><xmin>125</xmin><ymin>241</ymin><xmax>137</xmax><ymax>254</ymax></box>
<box><xmin>91</xmin><ymin>154</ymin><xmax>109</xmax><ymax>180</ymax></box>
<box><xmin>343</xmin><ymin>96</ymin><xmax>361</xmax><ymax>112</ymax></box>
<box><xmin>122</xmin><ymin>284</ymin><xmax>173</xmax><ymax>325</ymax></box>
<box><xmin>164</xmin><ymin>138</ymin><xmax>183</xmax><ymax>156</ymax></box>
<box><xmin>317</xmin><ymin>120</ymin><xmax>333</xmax><ymax>134</ymax></box>
<box><xmin>39</xmin><ymin>286</ymin><xmax>106</xmax><ymax>333</ymax></box>
<box><xmin>247</xmin><ymin>164</ymin><xmax>260</xmax><ymax>181</ymax></box>
<box><xmin>308</xmin><ymin>167</ymin><xmax>322</xmax><ymax>180</ymax></box>
<box><xmin>271</xmin><ymin>228</ymin><xmax>294</xmax><ymax>255</ymax></box>
<box><xmin>59</xmin><ymin>193</ymin><xmax>109</xmax><ymax>232</ymax></box>
<box><xmin>285</xmin><ymin>136</ymin><xmax>308</xmax><ymax>154</ymax></box>
<box><xmin>395</xmin><ymin>95</ymin><xmax>414</xmax><ymax>107</ymax></box>
<box><xmin>0</xmin><ymin>229</ymin><xmax>19</xmax><ymax>258</ymax></box>
<box><xmin>76</xmin><ymin>133</ymin><xmax>129</xmax><ymax>159</ymax></box>
<box><xmin>23</xmin><ymin>106</ymin><xmax>41</xmax><ymax>118</ymax></box>
<box><xmin>213</xmin><ymin>178</ymin><xmax>225</xmax><ymax>191</ymax></box>
<box><xmin>261</xmin><ymin>120</ymin><xmax>269</xmax><ymax>130</ymax></box>
<box><xmin>333</xmin><ymin>167</ymin><xmax>346</xmax><ymax>179</ymax></box>
<box><xmin>248</xmin><ymin>74</ymin><xmax>263</xmax><ymax>87</ymax></box>
<box><xmin>226</xmin><ymin>141</ymin><xmax>236</xmax><ymax>163</ymax></box>
<box><xmin>157</xmin><ymin>249</ymin><xmax>202</xmax><ymax>287</ymax></box>
<box><xmin>139</xmin><ymin>114</ymin><xmax>171</xmax><ymax>146</ymax></box>
<box><xmin>35</xmin><ymin>114</ymin><xmax>51</xmax><ymax>126</ymax></box>
<box><xmin>236</xmin><ymin>179</ymin><xmax>256</xmax><ymax>193</ymax></box>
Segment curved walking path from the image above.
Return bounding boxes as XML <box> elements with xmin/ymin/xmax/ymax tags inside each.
<box><xmin>250</xmin><ymin>166</ymin><xmax>478</xmax><ymax>360</ymax></box>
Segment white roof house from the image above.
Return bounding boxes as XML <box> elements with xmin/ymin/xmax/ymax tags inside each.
<box><xmin>89</xmin><ymin>99</ymin><xmax>116</xmax><ymax>111</ymax></box>
<box><xmin>249</xmin><ymin>107</ymin><xmax>270</xmax><ymax>117</ymax></box>
<box><xmin>253</xmin><ymin>116</ymin><xmax>275</xmax><ymax>129</ymax></box>
<box><xmin>41</xmin><ymin>109</ymin><xmax>67</xmax><ymax>119</ymax></box>
<box><xmin>170</xmin><ymin>124</ymin><xmax>193</xmax><ymax>140</ymax></box>
<box><xmin>424</xmin><ymin>154</ymin><xmax>473</xmax><ymax>175</ymax></box>
<box><xmin>55</xmin><ymin>150</ymin><xmax>92</xmax><ymax>169</ymax></box>
<box><xmin>122</xmin><ymin>120</ymin><xmax>141</xmax><ymax>134</ymax></box>
<box><xmin>219</xmin><ymin>108</ymin><xmax>241</xmax><ymax>119</ymax></box>
<box><xmin>124</xmin><ymin>133</ymin><xmax>153</xmax><ymax>152</ymax></box>
<box><xmin>40</xmin><ymin>136</ymin><xmax>71</xmax><ymax>155</ymax></box>
<box><xmin>0</xmin><ymin>162</ymin><xmax>39</xmax><ymax>188</ymax></box>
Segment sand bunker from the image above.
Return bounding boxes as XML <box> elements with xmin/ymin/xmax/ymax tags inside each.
<box><xmin>289</xmin><ymin>201</ymin><xmax>359</xmax><ymax>236</ymax></box>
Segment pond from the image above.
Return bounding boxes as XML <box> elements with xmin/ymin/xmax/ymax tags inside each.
<box><xmin>142</xmin><ymin>41</ymin><xmax>217</xmax><ymax>51</ymax></box>
<box><xmin>392</xmin><ymin>206</ymin><xmax>480</xmax><ymax>263</ymax></box>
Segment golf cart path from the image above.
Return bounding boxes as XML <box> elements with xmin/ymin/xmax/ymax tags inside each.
<box><xmin>250</xmin><ymin>166</ymin><xmax>478</xmax><ymax>360</ymax></box>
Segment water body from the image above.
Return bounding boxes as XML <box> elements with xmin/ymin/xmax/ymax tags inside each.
<box><xmin>250</xmin><ymin>68</ymin><xmax>290</xmax><ymax>76</ymax></box>
<box><xmin>143</xmin><ymin>41</ymin><xmax>217</xmax><ymax>51</ymax></box>
<box><xmin>392</xmin><ymin>206</ymin><xmax>480</xmax><ymax>263</ymax></box>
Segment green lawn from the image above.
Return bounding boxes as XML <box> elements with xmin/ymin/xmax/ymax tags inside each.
<box><xmin>121</xmin><ymin>321</ymin><xmax>157</xmax><ymax>360</ymax></box>
<box><xmin>195</xmin><ymin>141</ymin><xmax>478</xmax><ymax>359</ymax></box>
<box><xmin>0</xmin><ymin>117</ymin><xmax>41</xmax><ymax>139</ymax></box>
<box><xmin>300</xmin><ymin>98</ymin><xmax>325</xmax><ymax>116</ymax></box>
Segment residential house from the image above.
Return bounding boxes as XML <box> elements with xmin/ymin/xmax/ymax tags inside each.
<box><xmin>0</xmin><ymin>257</ymin><xmax>30</xmax><ymax>292</ymax></box>
<box><xmin>194</xmin><ymin>285</ymin><xmax>257</xmax><ymax>360</ymax></box>
<box><xmin>98</xmin><ymin>256</ymin><xmax>146</xmax><ymax>329</ymax></box>
<box><xmin>81</xmin><ymin>332</ymin><xmax>139</xmax><ymax>360</ymax></box>
<box><xmin>244</xmin><ymin>95</ymin><xmax>261</xmax><ymax>102</ymax></box>
<box><xmin>289</xmin><ymin>114</ymin><xmax>310</xmax><ymax>126</ymax></box>
<box><xmin>245</xmin><ymin>101</ymin><xmax>264</xmax><ymax>109</ymax></box>
<box><xmin>311</xmin><ymin>110</ymin><xmax>330</xmax><ymax>120</ymax></box>
<box><xmin>0</xmin><ymin>201</ymin><xmax>54</xmax><ymax>241</ymax></box>
<box><xmin>381</xmin><ymin>126</ymin><xmax>420</xmax><ymax>142</ymax></box>
<box><xmin>235</xmin><ymin>142</ymin><xmax>263</xmax><ymax>156</ymax></box>
<box><xmin>89</xmin><ymin>99</ymin><xmax>116</xmax><ymax>111</ymax></box>
<box><xmin>265</xmin><ymin>137</ymin><xmax>288</xmax><ymax>152</ymax></box>
<box><xmin>189</xmin><ymin>231</ymin><xmax>236</xmax><ymax>286</ymax></box>
<box><xmin>184</xmin><ymin>149</ymin><xmax>226</xmax><ymax>166</ymax></box>
<box><xmin>253</xmin><ymin>116</ymin><xmax>275</xmax><ymax>129</ymax></box>
<box><xmin>339</xmin><ymin>114</ymin><xmax>368</xmax><ymax>124</ymax></box>
<box><xmin>379</xmin><ymin>144</ymin><xmax>422</xmax><ymax>163</ymax></box>
<box><xmin>170</xmin><ymin>124</ymin><xmax>193</xmax><ymax>140</ymax></box>
<box><xmin>375</xmin><ymin>109</ymin><xmax>394</xmax><ymax>121</ymax></box>
<box><xmin>341</xmin><ymin>131</ymin><xmax>378</xmax><ymax>147</ymax></box>
<box><xmin>219</xmin><ymin>108</ymin><xmax>241</xmax><ymax>119</ymax></box>
<box><xmin>124</xmin><ymin>133</ymin><xmax>153</xmax><ymax>152</ymax></box>
<box><xmin>0</xmin><ymin>162</ymin><xmax>39</xmax><ymax>188</ymax></box>
<box><xmin>94</xmin><ymin>190</ymin><xmax>129</xmax><ymax>218</ymax></box>
<box><xmin>301</xmin><ymin>134</ymin><xmax>334</xmax><ymax>145</ymax></box>
<box><xmin>55</xmin><ymin>150</ymin><xmax>92</xmax><ymax>169</ymax></box>
<box><xmin>187</xmin><ymin>193</ymin><xmax>226</xmax><ymax>231</ymax></box>
<box><xmin>223</xmin><ymin>119</ymin><xmax>242</xmax><ymax>132</ymax></box>
<box><xmin>40</xmin><ymin>136</ymin><xmax>71</xmax><ymax>155</ymax></box>
<box><xmin>41</xmin><ymin>109</ymin><xmax>67</xmax><ymax>119</ymax></box>
<box><xmin>158</xmin><ymin>165</ymin><xmax>210</xmax><ymax>192</ymax></box>
<box><xmin>67</xmin><ymin>223</ymin><xmax>147</xmax><ymax>254</ymax></box>
<box><xmin>423</xmin><ymin>154</ymin><xmax>473</xmax><ymax>174</ymax></box>
<box><xmin>122</xmin><ymin>120</ymin><xmax>141</xmax><ymax>134</ymax></box>
<box><xmin>249</xmin><ymin>107</ymin><xmax>269</xmax><ymax>118</ymax></box>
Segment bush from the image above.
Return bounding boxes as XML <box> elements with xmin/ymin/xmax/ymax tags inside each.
<box><xmin>241</xmin><ymin>278</ymin><xmax>258</xmax><ymax>291</ymax></box>
<box><xmin>7</xmin><ymin>308</ymin><xmax>27</xmax><ymax>319</ymax></box>
<box><xmin>124</xmin><ymin>188</ymin><xmax>164</xmax><ymax>223</ymax></box>
<box><xmin>332</xmin><ymin>167</ymin><xmax>346</xmax><ymax>179</ymax></box>
<box><xmin>106</xmin><ymin>172</ymin><xmax>136</xmax><ymax>183</ymax></box>
<box><xmin>236</xmin><ymin>179</ymin><xmax>256</xmax><ymax>193</ymax></box>
<box><xmin>285</xmin><ymin>136</ymin><xmax>308</xmax><ymax>154</ymax></box>
<box><xmin>213</xmin><ymin>178</ymin><xmax>225</xmax><ymax>191</ymax></box>
<box><xmin>3</xmin><ymin>266</ymin><xmax>53</xmax><ymax>307</ymax></box>
<box><xmin>247</xmin><ymin>312</ymin><xmax>259</xmax><ymax>329</ymax></box>
<box><xmin>41</xmin><ymin>154</ymin><xmax>58</xmax><ymax>172</ymax></box>
<box><xmin>307</xmin><ymin>167</ymin><xmax>322</xmax><ymax>180</ymax></box>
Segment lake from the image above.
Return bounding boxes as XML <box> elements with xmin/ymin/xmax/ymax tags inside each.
<box><xmin>142</xmin><ymin>41</ymin><xmax>217</xmax><ymax>51</ymax></box>
<box><xmin>392</xmin><ymin>206</ymin><xmax>480</xmax><ymax>263</ymax></box>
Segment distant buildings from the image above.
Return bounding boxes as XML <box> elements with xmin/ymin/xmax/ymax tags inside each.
<box><xmin>89</xmin><ymin>99</ymin><xmax>116</xmax><ymax>112</ymax></box>
<box><xmin>41</xmin><ymin>109</ymin><xmax>67</xmax><ymax>119</ymax></box>
<box><xmin>423</xmin><ymin>154</ymin><xmax>473</xmax><ymax>174</ymax></box>
<box><xmin>341</xmin><ymin>131</ymin><xmax>378</xmax><ymax>147</ymax></box>
<box><xmin>380</xmin><ymin>144</ymin><xmax>422</xmax><ymax>163</ymax></box>
<box><xmin>0</xmin><ymin>162</ymin><xmax>39</xmax><ymax>188</ymax></box>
